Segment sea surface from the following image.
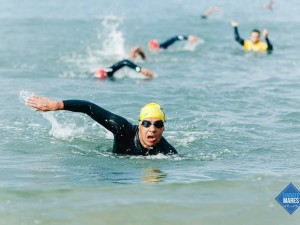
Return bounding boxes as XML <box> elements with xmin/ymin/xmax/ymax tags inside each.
<box><xmin>1</xmin><ymin>0</ymin><xmax>300</xmax><ymax>224</ymax></box>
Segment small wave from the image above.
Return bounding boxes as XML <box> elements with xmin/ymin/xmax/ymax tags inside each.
<box><xmin>279</xmin><ymin>112</ymin><xmax>300</xmax><ymax>123</ymax></box>
<box><xmin>190</xmin><ymin>148</ymin><xmax>232</xmax><ymax>161</ymax></box>
<box><xmin>13</xmin><ymin>63</ymin><xmax>36</xmax><ymax>71</ymax></box>
<box><xmin>89</xmin><ymin>148</ymin><xmax>232</xmax><ymax>162</ymax></box>
<box><xmin>166</xmin><ymin>131</ymin><xmax>212</xmax><ymax>147</ymax></box>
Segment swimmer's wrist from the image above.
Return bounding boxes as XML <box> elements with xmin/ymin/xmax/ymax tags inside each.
<box><xmin>136</xmin><ymin>67</ymin><xmax>141</xmax><ymax>73</ymax></box>
<box><xmin>56</xmin><ymin>101</ymin><xmax>64</xmax><ymax>110</ymax></box>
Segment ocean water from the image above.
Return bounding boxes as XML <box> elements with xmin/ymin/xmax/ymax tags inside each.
<box><xmin>1</xmin><ymin>0</ymin><xmax>300</xmax><ymax>224</ymax></box>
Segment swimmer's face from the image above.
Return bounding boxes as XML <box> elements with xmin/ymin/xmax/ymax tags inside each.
<box><xmin>138</xmin><ymin>118</ymin><xmax>165</xmax><ymax>148</ymax></box>
<box><xmin>250</xmin><ymin>31</ymin><xmax>260</xmax><ymax>43</ymax></box>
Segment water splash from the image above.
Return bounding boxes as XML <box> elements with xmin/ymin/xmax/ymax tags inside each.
<box><xmin>60</xmin><ymin>15</ymin><xmax>126</xmax><ymax>76</ymax></box>
<box><xmin>41</xmin><ymin>112</ymin><xmax>86</xmax><ymax>140</ymax></box>
<box><xmin>19</xmin><ymin>90</ymin><xmax>35</xmax><ymax>104</ymax></box>
<box><xmin>182</xmin><ymin>38</ymin><xmax>204</xmax><ymax>51</ymax></box>
<box><xmin>20</xmin><ymin>90</ymin><xmax>88</xmax><ymax>140</ymax></box>
<box><xmin>91</xmin><ymin>148</ymin><xmax>232</xmax><ymax>162</ymax></box>
<box><xmin>100</xmin><ymin>16</ymin><xmax>126</xmax><ymax>57</ymax></box>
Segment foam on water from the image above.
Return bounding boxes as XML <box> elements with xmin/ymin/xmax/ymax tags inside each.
<box><xmin>19</xmin><ymin>90</ymin><xmax>91</xmax><ymax>140</ymax></box>
<box><xmin>100</xmin><ymin>16</ymin><xmax>126</xmax><ymax>57</ymax></box>
<box><xmin>182</xmin><ymin>38</ymin><xmax>204</xmax><ymax>51</ymax></box>
<box><xmin>19</xmin><ymin>90</ymin><xmax>35</xmax><ymax>104</ymax></box>
<box><xmin>60</xmin><ymin>16</ymin><xmax>126</xmax><ymax>77</ymax></box>
<box><xmin>41</xmin><ymin>112</ymin><xmax>87</xmax><ymax>140</ymax></box>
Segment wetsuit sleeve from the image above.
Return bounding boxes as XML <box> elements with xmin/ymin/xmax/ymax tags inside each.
<box><xmin>159</xmin><ymin>35</ymin><xmax>188</xmax><ymax>49</ymax></box>
<box><xmin>63</xmin><ymin>100</ymin><xmax>133</xmax><ymax>135</ymax></box>
<box><xmin>233</xmin><ymin>27</ymin><xmax>244</xmax><ymax>46</ymax></box>
<box><xmin>265</xmin><ymin>36</ymin><xmax>273</xmax><ymax>53</ymax></box>
<box><xmin>160</xmin><ymin>137</ymin><xmax>178</xmax><ymax>155</ymax></box>
<box><xmin>105</xmin><ymin>59</ymin><xmax>141</xmax><ymax>77</ymax></box>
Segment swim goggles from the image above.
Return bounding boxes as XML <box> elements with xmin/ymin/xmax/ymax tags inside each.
<box><xmin>140</xmin><ymin>120</ymin><xmax>164</xmax><ymax>129</ymax></box>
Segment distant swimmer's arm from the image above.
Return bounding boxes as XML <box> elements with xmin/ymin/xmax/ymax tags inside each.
<box><xmin>263</xmin><ymin>29</ymin><xmax>273</xmax><ymax>53</ymax></box>
<box><xmin>108</xmin><ymin>59</ymin><xmax>152</xmax><ymax>78</ymax></box>
<box><xmin>117</xmin><ymin>59</ymin><xmax>153</xmax><ymax>78</ymax></box>
<box><xmin>201</xmin><ymin>6</ymin><xmax>220</xmax><ymax>19</ymax></box>
<box><xmin>159</xmin><ymin>35</ymin><xmax>190</xmax><ymax>49</ymax></box>
<box><xmin>128</xmin><ymin>47</ymin><xmax>146</xmax><ymax>60</ymax></box>
<box><xmin>140</xmin><ymin>68</ymin><xmax>153</xmax><ymax>78</ymax></box>
<box><xmin>231</xmin><ymin>21</ymin><xmax>244</xmax><ymax>46</ymax></box>
<box><xmin>26</xmin><ymin>95</ymin><xmax>132</xmax><ymax>134</ymax></box>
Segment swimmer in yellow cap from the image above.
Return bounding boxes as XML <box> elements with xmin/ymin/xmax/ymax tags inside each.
<box><xmin>231</xmin><ymin>20</ymin><xmax>273</xmax><ymax>53</ymax></box>
<box><xmin>26</xmin><ymin>96</ymin><xmax>177</xmax><ymax>156</ymax></box>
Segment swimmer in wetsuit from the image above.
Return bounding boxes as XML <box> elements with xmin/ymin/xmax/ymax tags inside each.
<box><xmin>94</xmin><ymin>46</ymin><xmax>151</xmax><ymax>79</ymax></box>
<box><xmin>26</xmin><ymin>96</ymin><xmax>177</xmax><ymax>156</ymax></box>
<box><xmin>148</xmin><ymin>35</ymin><xmax>198</xmax><ymax>51</ymax></box>
<box><xmin>231</xmin><ymin>20</ymin><xmax>273</xmax><ymax>53</ymax></box>
<box><xmin>94</xmin><ymin>59</ymin><xmax>153</xmax><ymax>79</ymax></box>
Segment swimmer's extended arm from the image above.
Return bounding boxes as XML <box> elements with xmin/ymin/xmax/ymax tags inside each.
<box><xmin>263</xmin><ymin>29</ymin><xmax>273</xmax><ymax>53</ymax></box>
<box><xmin>233</xmin><ymin>27</ymin><xmax>244</xmax><ymax>46</ymax></box>
<box><xmin>26</xmin><ymin>95</ymin><xmax>132</xmax><ymax>134</ymax></box>
<box><xmin>159</xmin><ymin>35</ymin><xmax>189</xmax><ymax>49</ymax></box>
<box><xmin>106</xmin><ymin>59</ymin><xmax>153</xmax><ymax>78</ymax></box>
<box><xmin>63</xmin><ymin>100</ymin><xmax>132</xmax><ymax>134</ymax></box>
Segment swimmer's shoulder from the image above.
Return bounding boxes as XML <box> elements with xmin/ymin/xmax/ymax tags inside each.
<box><xmin>160</xmin><ymin>136</ymin><xmax>178</xmax><ymax>155</ymax></box>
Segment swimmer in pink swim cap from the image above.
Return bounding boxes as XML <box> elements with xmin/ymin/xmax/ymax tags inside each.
<box><xmin>94</xmin><ymin>59</ymin><xmax>153</xmax><ymax>79</ymax></box>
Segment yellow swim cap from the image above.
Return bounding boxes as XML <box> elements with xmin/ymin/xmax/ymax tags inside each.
<box><xmin>139</xmin><ymin>103</ymin><xmax>165</xmax><ymax>122</ymax></box>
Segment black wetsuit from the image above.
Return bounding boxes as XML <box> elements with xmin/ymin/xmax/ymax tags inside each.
<box><xmin>233</xmin><ymin>27</ymin><xmax>273</xmax><ymax>52</ymax></box>
<box><xmin>105</xmin><ymin>59</ymin><xmax>142</xmax><ymax>77</ymax></box>
<box><xmin>159</xmin><ymin>35</ymin><xmax>189</xmax><ymax>49</ymax></box>
<box><xmin>63</xmin><ymin>100</ymin><xmax>178</xmax><ymax>156</ymax></box>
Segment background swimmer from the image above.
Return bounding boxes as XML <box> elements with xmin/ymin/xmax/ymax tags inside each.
<box><xmin>201</xmin><ymin>6</ymin><xmax>220</xmax><ymax>19</ymax></box>
<box><xmin>231</xmin><ymin>20</ymin><xmax>273</xmax><ymax>53</ymax></box>
<box><xmin>94</xmin><ymin>59</ymin><xmax>153</xmax><ymax>79</ymax></box>
<box><xmin>148</xmin><ymin>35</ymin><xmax>198</xmax><ymax>51</ymax></box>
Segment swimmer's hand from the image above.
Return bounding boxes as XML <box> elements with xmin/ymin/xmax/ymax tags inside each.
<box><xmin>26</xmin><ymin>95</ymin><xmax>63</xmax><ymax>111</ymax></box>
<box><xmin>129</xmin><ymin>46</ymin><xmax>146</xmax><ymax>60</ymax></box>
<box><xmin>231</xmin><ymin>20</ymin><xmax>239</xmax><ymax>27</ymax></box>
<box><xmin>188</xmin><ymin>35</ymin><xmax>198</xmax><ymax>43</ymax></box>
<box><xmin>140</xmin><ymin>68</ymin><xmax>153</xmax><ymax>78</ymax></box>
<box><xmin>262</xmin><ymin>28</ymin><xmax>269</xmax><ymax>38</ymax></box>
